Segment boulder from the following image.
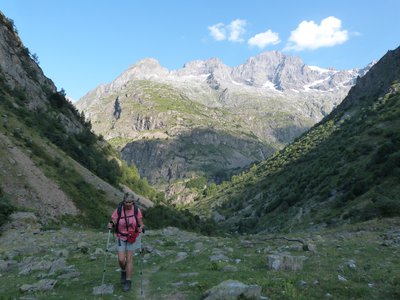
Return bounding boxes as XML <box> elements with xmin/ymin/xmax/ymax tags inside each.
<box><xmin>203</xmin><ymin>280</ymin><xmax>262</xmax><ymax>300</ymax></box>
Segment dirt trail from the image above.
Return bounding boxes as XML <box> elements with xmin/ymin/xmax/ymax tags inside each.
<box><xmin>135</xmin><ymin>263</ymin><xmax>188</xmax><ymax>300</ymax></box>
<box><xmin>135</xmin><ymin>263</ymin><xmax>159</xmax><ymax>300</ymax></box>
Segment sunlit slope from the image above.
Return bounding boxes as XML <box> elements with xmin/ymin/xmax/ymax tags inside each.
<box><xmin>195</xmin><ymin>47</ymin><xmax>400</xmax><ymax>233</ymax></box>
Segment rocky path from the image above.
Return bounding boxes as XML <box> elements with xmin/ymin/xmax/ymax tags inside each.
<box><xmin>135</xmin><ymin>265</ymin><xmax>159</xmax><ymax>299</ymax></box>
<box><xmin>1</xmin><ymin>214</ymin><xmax>399</xmax><ymax>299</ymax></box>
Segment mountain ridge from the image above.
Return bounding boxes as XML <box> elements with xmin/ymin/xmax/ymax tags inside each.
<box><xmin>0</xmin><ymin>11</ymin><xmax>156</xmax><ymax>227</ymax></box>
<box><xmin>194</xmin><ymin>46</ymin><xmax>400</xmax><ymax>233</ymax></box>
<box><xmin>76</xmin><ymin>50</ymin><xmax>371</xmax><ymax>195</ymax></box>
<box><xmin>84</xmin><ymin>51</ymin><xmax>369</xmax><ymax>102</ymax></box>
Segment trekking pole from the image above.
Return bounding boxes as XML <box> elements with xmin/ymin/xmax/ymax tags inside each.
<box><xmin>101</xmin><ymin>229</ymin><xmax>112</xmax><ymax>286</ymax></box>
<box><xmin>139</xmin><ymin>228</ymin><xmax>145</xmax><ymax>296</ymax></box>
<box><xmin>139</xmin><ymin>247</ymin><xmax>144</xmax><ymax>296</ymax></box>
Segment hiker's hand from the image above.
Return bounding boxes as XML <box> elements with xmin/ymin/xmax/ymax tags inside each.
<box><xmin>107</xmin><ymin>221</ymin><xmax>114</xmax><ymax>229</ymax></box>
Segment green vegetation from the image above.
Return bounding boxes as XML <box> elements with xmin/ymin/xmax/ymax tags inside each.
<box><xmin>0</xmin><ymin>218</ymin><xmax>399</xmax><ymax>299</ymax></box>
<box><xmin>0</xmin><ymin>68</ymin><xmax>160</xmax><ymax>197</ymax></box>
<box><xmin>134</xmin><ymin>80</ymin><xmax>210</xmax><ymax>116</ymax></box>
<box><xmin>192</xmin><ymin>79</ymin><xmax>400</xmax><ymax>233</ymax></box>
<box><xmin>0</xmin><ymin>187</ymin><xmax>16</xmax><ymax>228</ymax></box>
<box><xmin>144</xmin><ymin>204</ymin><xmax>218</xmax><ymax>236</ymax></box>
<box><xmin>186</xmin><ymin>176</ymin><xmax>207</xmax><ymax>190</ymax></box>
<box><xmin>0</xmin><ymin>58</ymin><xmax>161</xmax><ymax>230</ymax></box>
<box><xmin>146</xmin><ymin>220</ymin><xmax>400</xmax><ymax>300</ymax></box>
<box><xmin>0</xmin><ymin>16</ymin><xmax>213</xmax><ymax>234</ymax></box>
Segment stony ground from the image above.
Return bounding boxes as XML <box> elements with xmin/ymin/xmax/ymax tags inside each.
<box><xmin>1</xmin><ymin>213</ymin><xmax>400</xmax><ymax>299</ymax></box>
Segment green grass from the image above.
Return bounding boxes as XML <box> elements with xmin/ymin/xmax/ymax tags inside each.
<box><xmin>0</xmin><ymin>218</ymin><xmax>399</xmax><ymax>299</ymax></box>
<box><xmin>192</xmin><ymin>82</ymin><xmax>400</xmax><ymax>233</ymax></box>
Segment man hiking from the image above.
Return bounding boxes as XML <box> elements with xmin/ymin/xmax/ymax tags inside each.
<box><xmin>108</xmin><ymin>192</ymin><xmax>145</xmax><ymax>292</ymax></box>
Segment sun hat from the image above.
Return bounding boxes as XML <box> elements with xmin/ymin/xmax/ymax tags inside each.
<box><xmin>123</xmin><ymin>192</ymin><xmax>135</xmax><ymax>203</ymax></box>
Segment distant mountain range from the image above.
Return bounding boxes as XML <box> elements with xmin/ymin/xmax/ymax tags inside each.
<box><xmin>196</xmin><ymin>45</ymin><xmax>400</xmax><ymax>232</ymax></box>
<box><xmin>76</xmin><ymin>51</ymin><xmax>372</xmax><ymax>199</ymax></box>
<box><xmin>80</xmin><ymin>51</ymin><xmax>372</xmax><ymax>116</ymax></box>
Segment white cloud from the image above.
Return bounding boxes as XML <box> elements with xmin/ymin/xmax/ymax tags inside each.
<box><xmin>208</xmin><ymin>23</ymin><xmax>226</xmax><ymax>41</ymax></box>
<box><xmin>285</xmin><ymin>16</ymin><xmax>349</xmax><ymax>51</ymax></box>
<box><xmin>228</xmin><ymin>19</ymin><xmax>247</xmax><ymax>42</ymax></box>
<box><xmin>248</xmin><ymin>29</ymin><xmax>281</xmax><ymax>49</ymax></box>
<box><xmin>208</xmin><ymin>19</ymin><xmax>246</xmax><ymax>43</ymax></box>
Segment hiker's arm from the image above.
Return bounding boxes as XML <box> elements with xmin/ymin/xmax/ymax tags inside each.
<box><xmin>138</xmin><ymin>218</ymin><xmax>144</xmax><ymax>228</ymax></box>
<box><xmin>138</xmin><ymin>217</ymin><xmax>145</xmax><ymax>232</ymax></box>
<box><xmin>137</xmin><ymin>208</ymin><xmax>145</xmax><ymax>231</ymax></box>
<box><xmin>108</xmin><ymin>209</ymin><xmax>118</xmax><ymax>229</ymax></box>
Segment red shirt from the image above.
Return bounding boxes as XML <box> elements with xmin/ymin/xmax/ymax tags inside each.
<box><xmin>111</xmin><ymin>206</ymin><xmax>143</xmax><ymax>241</ymax></box>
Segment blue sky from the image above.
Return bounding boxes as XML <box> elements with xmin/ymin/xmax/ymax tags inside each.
<box><xmin>1</xmin><ymin>0</ymin><xmax>399</xmax><ymax>100</ymax></box>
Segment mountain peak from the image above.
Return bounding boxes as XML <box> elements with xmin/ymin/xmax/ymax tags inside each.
<box><xmin>79</xmin><ymin>50</ymin><xmax>371</xmax><ymax>108</ymax></box>
<box><xmin>133</xmin><ymin>57</ymin><xmax>162</xmax><ymax>68</ymax></box>
<box><xmin>176</xmin><ymin>57</ymin><xmax>228</xmax><ymax>77</ymax></box>
<box><xmin>110</xmin><ymin>58</ymin><xmax>169</xmax><ymax>89</ymax></box>
<box><xmin>125</xmin><ymin>57</ymin><xmax>168</xmax><ymax>75</ymax></box>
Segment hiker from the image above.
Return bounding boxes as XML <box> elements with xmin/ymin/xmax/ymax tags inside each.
<box><xmin>108</xmin><ymin>192</ymin><xmax>145</xmax><ymax>292</ymax></box>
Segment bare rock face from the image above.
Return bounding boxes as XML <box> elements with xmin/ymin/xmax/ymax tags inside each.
<box><xmin>0</xmin><ymin>12</ymin><xmax>126</xmax><ymax>221</ymax></box>
<box><xmin>0</xmin><ymin>13</ymin><xmax>56</xmax><ymax>109</ymax></box>
<box><xmin>107</xmin><ymin>58</ymin><xmax>170</xmax><ymax>93</ymax></box>
<box><xmin>76</xmin><ymin>46</ymin><xmax>371</xmax><ymax>187</ymax></box>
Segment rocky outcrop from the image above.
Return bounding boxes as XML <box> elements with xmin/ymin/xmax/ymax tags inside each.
<box><xmin>132</xmin><ymin>114</ymin><xmax>165</xmax><ymax>131</ymax></box>
<box><xmin>0</xmin><ymin>12</ymin><xmax>55</xmax><ymax>109</ymax></box>
<box><xmin>121</xmin><ymin>128</ymin><xmax>274</xmax><ymax>184</ymax></box>
<box><xmin>203</xmin><ymin>280</ymin><xmax>263</xmax><ymax>300</ymax></box>
<box><xmin>76</xmin><ymin>49</ymin><xmax>371</xmax><ymax>188</ymax></box>
<box><xmin>0</xmin><ymin>12</ymin><xmax>127</xmax><ymax>222</ymax></box>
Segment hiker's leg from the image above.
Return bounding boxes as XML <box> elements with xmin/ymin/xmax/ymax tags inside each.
<box><xmin>116</xmin><ymin>239</ymin><xmax>127</xmax><ymax>270</ymax></box>
<box><xmin>125</xmin><ymin>251</ymin><xmax>133</xmax><ymax>280</ymax></box>
<box><xmin>117</xmin><ymin>250</ymin><xmax>127</xmax><ymax>269</ymax></box>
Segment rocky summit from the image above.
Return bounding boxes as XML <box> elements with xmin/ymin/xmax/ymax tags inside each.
<box><xmin>76</xmin><ymin>51</ymin><xmax>371</xmax><ymax>192</ymax></box>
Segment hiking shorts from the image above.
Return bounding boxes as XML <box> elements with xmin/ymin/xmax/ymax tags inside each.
<box><xmin>116</xmin><ymin>238</ymin><xmax>135</xmax><ymax>252</ymax></box>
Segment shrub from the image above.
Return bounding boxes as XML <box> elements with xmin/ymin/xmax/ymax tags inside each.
<box><xmin>0</xmin><ymin>195</ymin><xmax>15</xmax><ymax>228</ymax></box>
<box><xmin>186</xmin><ymin>176</ymin><xmax>207</xmax><ymax>190</ymax></box>
<box><xmin>352</xmin><ymin>180</ymin><xmax>370</xmax><ymax>197</ymax></box>
<box><xmin>48</xmin><ymin>90</ymin><xmax>66</xmax><ymax>108</ymax></box>
<box><xmin>143</xmin><ymin>204</ymin><xmax>218</xmax><ymax>235</ymax></box>
<box><xmin>204</xmin><ymin>183</ymin><xmax>218</xmax><ymax>196</ymax></box>
<box><xmin>360</xmin><ymin>197</ymin><xmax>400</xmax><ymax>220</ymax></box>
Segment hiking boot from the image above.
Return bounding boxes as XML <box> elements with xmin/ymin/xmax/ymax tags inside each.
<box><xmin>120</xmin><ymin>270</ymin><xmax>126</xmax><ymax>284</ymax></box>
<box><xmin>122</xmin><ymin>280</ymin><xmax>132</xmax><ymax>292</ymax></box>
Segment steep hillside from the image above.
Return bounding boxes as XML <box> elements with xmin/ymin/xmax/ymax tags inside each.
<box><xmin>0</xmin><ymin>11</ymin><xmax>156</xmax><ymax>227</ymax></box>
<box><xmin>76</xmin><ymin>52</ymin><xmax>369</xmax><ymax>193</ymax></box>
<box><xmin>192</xmin><ymin>46</ymin><xmax>400</xmax><ymax>233</ymax></box>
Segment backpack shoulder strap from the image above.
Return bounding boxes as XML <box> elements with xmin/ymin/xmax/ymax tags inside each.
<box><xmin>133</xmin><ymin>204</ymin><xmax>139</xmax><ymax>231</ymax></box>
<box><xmin>115</xmin><ymin>201</ymin><xmax>123</xmax><ymax>234</ymax></box>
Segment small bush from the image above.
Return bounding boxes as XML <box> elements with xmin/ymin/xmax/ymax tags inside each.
<box><xmin>365</xmin><ymin>197</ymin><xmax>400</xmax><ymax>218</ymax></box>
<box><xmin>144</xmin><ymin>204</ymin><xmax>218</xmax><ymax>235</ymax></box>
<box><xmin>0</xmin><ymin>195</ymin><xmax>15</xmax><ymax>228</ymax></box>
<box><xmin>186</xmin><ymin>176</ymin><xmax>207</xmax><ymax>190</ymax></box>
